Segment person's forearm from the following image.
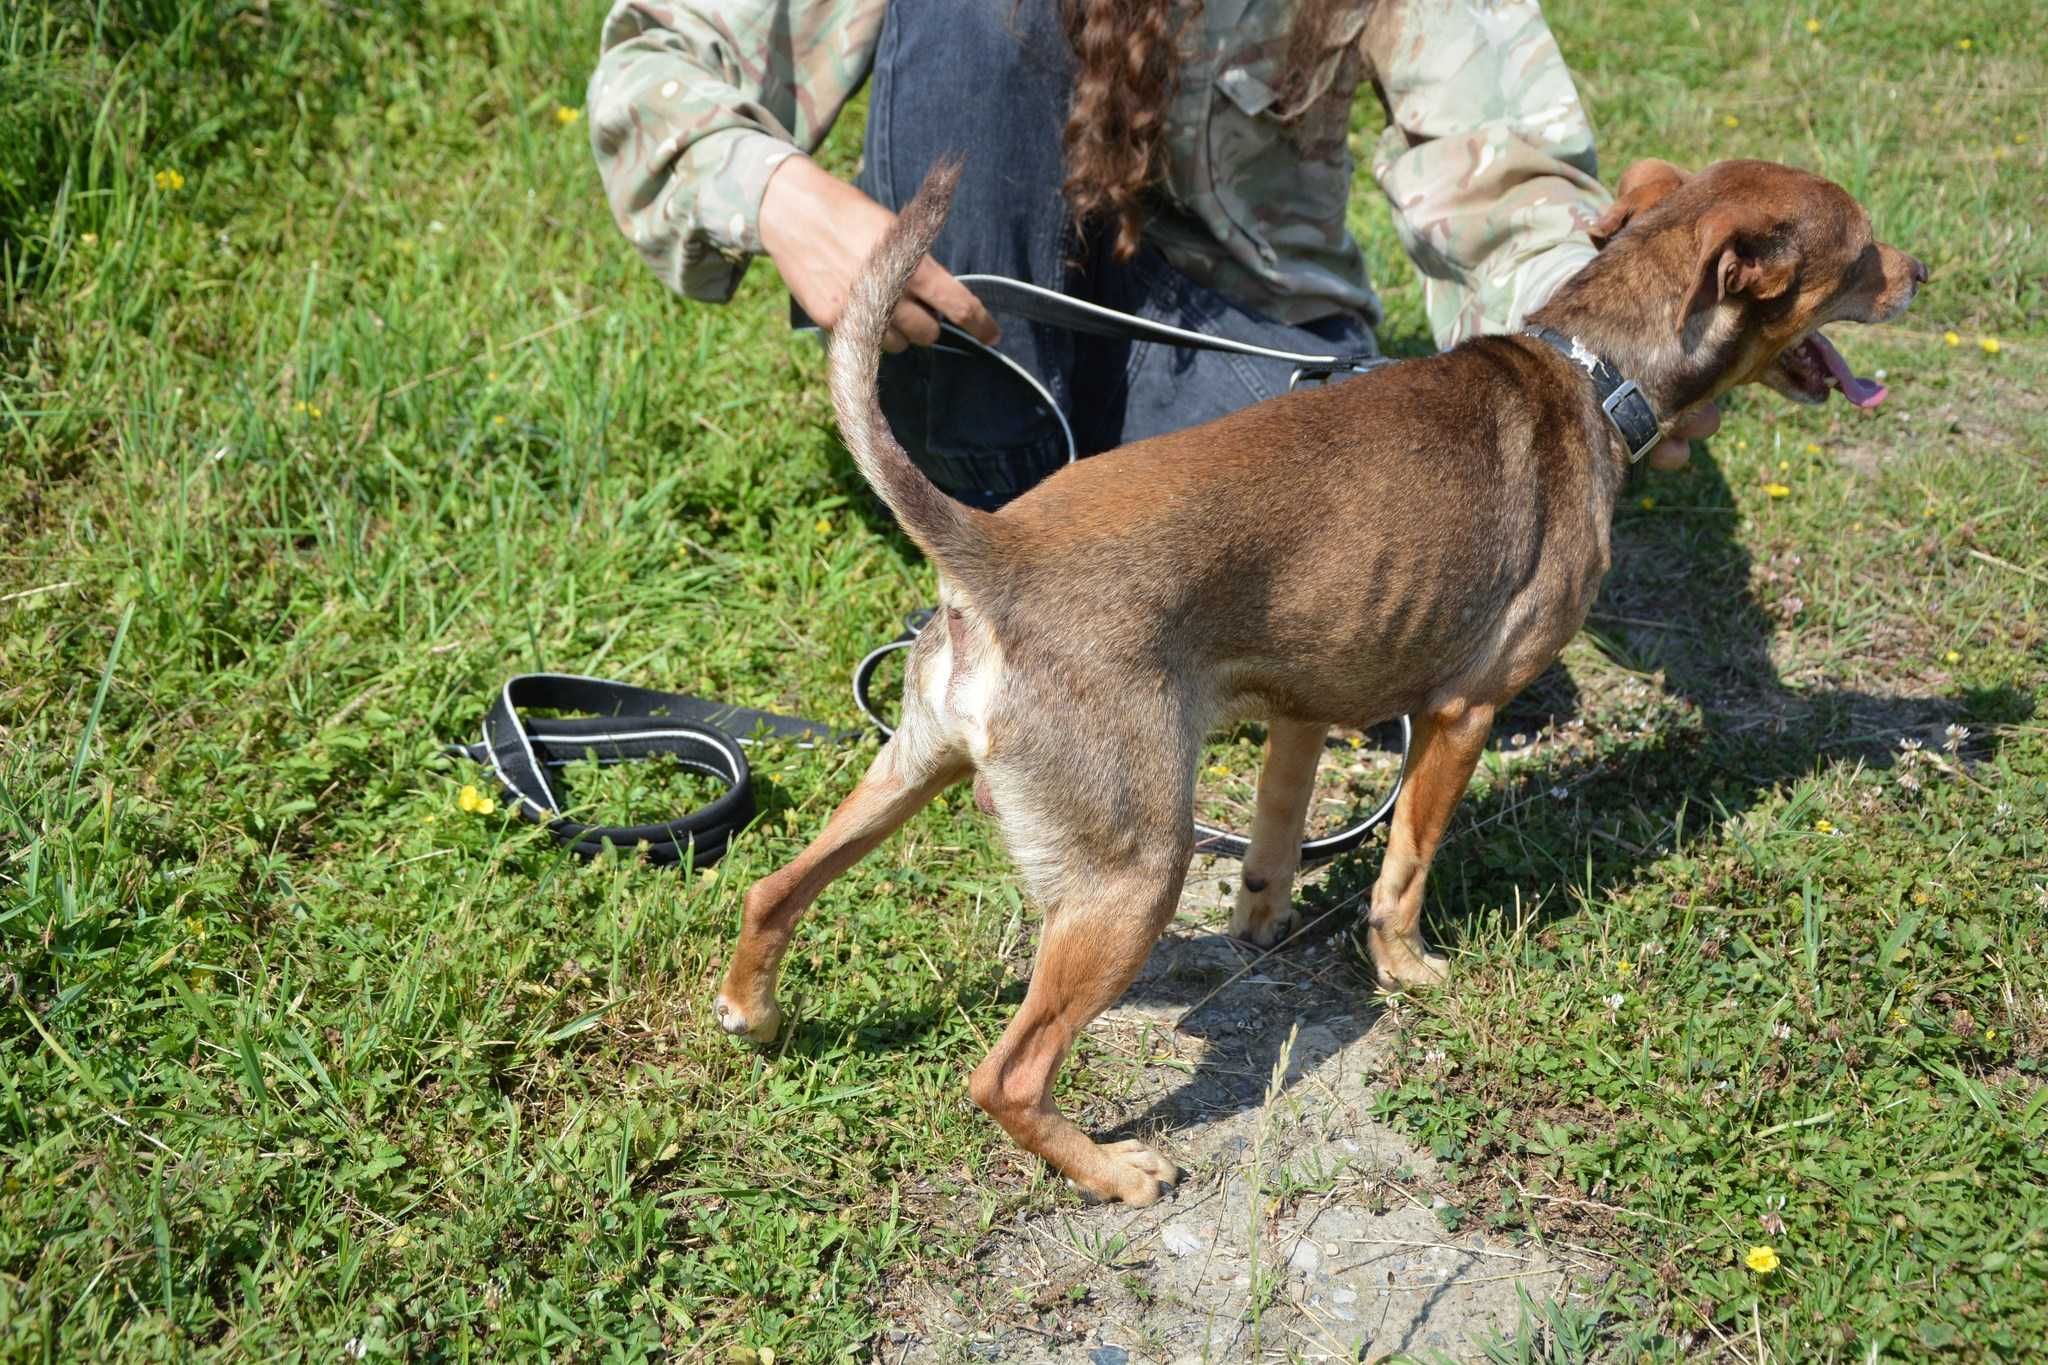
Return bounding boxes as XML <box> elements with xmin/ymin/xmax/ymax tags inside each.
<box><xmin>586</xmin><ymin>0</ymin><xmax>884</xmax><ymax>302</ymax></box>
<box><xmin>1363</xmin><ymin>0</ymin><xmax>1610</xmax><ymax>348</ymax></box>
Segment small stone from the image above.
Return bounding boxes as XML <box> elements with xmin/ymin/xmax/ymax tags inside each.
<box><xmin>1287</xmin><ymin>1240</ymin><xmax>1323</xmax><ymax>1275</ymax></box>
<box><xmin>1088</xmin><ymin>1349</ymin><xmax>1129</xmax><ymax>1365</ymax></box>
<box><xmin>1160</xmin><ymin>1223</ymin><xmax>1206</xmax><ymax>1257</ymax></box>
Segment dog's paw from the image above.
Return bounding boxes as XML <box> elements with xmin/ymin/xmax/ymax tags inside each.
<box><xmin>713</xmin><ymin>993</ymin><xmax>781</xmax><ymax>1044</ymax></box>
<box><xmin>1372</xmin><ymin>941</ymin><xmax>1449</xmax><ymax>991</ymax></box>
<box><xmin>1228</xmin><ymin>880</ymin><xmax>1299</xmax><ymax>947</ymax></box>
<box><xmin>1077</xmin><ymin>1139</ymin><xmax>1182</xmax><ymax>1207</ymax></box>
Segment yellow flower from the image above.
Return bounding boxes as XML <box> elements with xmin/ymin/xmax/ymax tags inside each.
<box><xmin>1745</xmin><ymin>1245</ymin><xmax>1781</xmax><ymax>1274</ymax></box>
<box><xmin>1804</xmin><ymin>443</ymin><xmax>1821</xmax><ymax>455</ymax></box>
<box><xmin>80</xmin><ymin>232</ymin><xmax>98</xmax><ymax>247</ymax></box>
<box><xmin>457</xmin><ymin>784</ymin><xmax>497</xmax><ymax>815</ymax></box>
<box><xmin>292</xmin><ymin>399</ymin><xmax>323</xmax><ymax>419</ymax></box>
<box><xmin>1956</xmin><ymin>38</ymin><xmax>1973</xmax><ymax>51</ymax></box>
<box><xmin>1763</xmin><ymin>482</ymin><xmax>1791</xmax><ymax>498</ymax></box>
<box><xmin>1813</xmin><ymin>818</ymin><xmax>1833</xmax><ymax>834</ymax></box>
<box><xmin>1979</xmin><ymin>336</ymin><xmax>2001</xmax><ymax>355</ymax></box>
<box><xmin>814</xmin><ymin>516</ymin><xmax>833</xmax><ymax>535</ymax></box>
<box><xmin>1205</xmin><ymin>764</ymin><xmax>1230</xmax><ymax>779</ymax></box>
<box><xmin>1616</xmin><ymin>959</ymin><xmax>1636</xmax><ymax>978</ymax></box>
<box><xmin>1804</xmin><ymin>17</ymin><xmax>1821</xmax><ymax>33</ymax></box>
<box><xmin>1943</xmin><ymin>649</ymin><xmax>1961</xmax><ymax>664</ymax></box>
<box><xmin>492</xmin><ymin>414</ymin><xmax>507</xmax><ymax>426</ymax></box>
<box><xmin>2016</xmin><ymin>134</ymin><xmax>2030</xmax><ymax>145</ymax></box>
<box><xmin>1943</xmin><ymin>330</ymin><xmax>1961</xmax><ymax>347</ymax></box>
<box><xmin>1346</xmin><ymin>734</ymin><xmax>1363</xmax><ymax>749</ymax></box>
<box><xmin>1778</xmin><ymin>459</ymin><xmax>1791</xmax><ymax>473</ymax></box>
<box><xmin>153</xmin><ymin>168</ymin><xmax>185</xmax><ymax>191</ymax></box>
<box><xmin>556</xmin><ymin>105</ymin><xmax>581</xmax><ymax>126</ymax></box>
<box><xmin>1723</xmin><ymin>114</ymin><xmax>1741</xmax><ymax>129</ymax></box>
<box><xmin>1639</xmin><ymin>496</ymin><xmax>1656</xmax><ymax>511</ymax></box>
<box><xmin>1985</xmin><ymin>1028</ymin><xmax>1996</xmax><ymax>1042</ymax></box>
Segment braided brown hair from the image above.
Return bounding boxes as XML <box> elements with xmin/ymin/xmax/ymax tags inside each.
<box><xmin>1058</xmin><ymin>0</ymin><xmax>1368</xmax><ymax>260</ymax></box>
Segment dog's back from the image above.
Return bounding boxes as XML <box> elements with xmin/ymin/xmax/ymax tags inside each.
<box><xmin>970</xmin><ymin>337</ymin><xmax>1617</xmax><ymax>723</ymax></box>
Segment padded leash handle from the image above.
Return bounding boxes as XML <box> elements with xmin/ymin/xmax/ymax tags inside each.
<box><xmin>447</xmin><ymin>674</ymin><xmax>852</xmax><ymax>867</ymax></box>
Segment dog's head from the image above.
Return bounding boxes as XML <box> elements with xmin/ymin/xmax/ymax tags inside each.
<box><xmin>1589</xmin><ymin>158</ymin><xmax>1924</xmax><ymax>408</ymax></box>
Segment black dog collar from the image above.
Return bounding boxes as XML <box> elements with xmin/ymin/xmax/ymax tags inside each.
<box><xmin>1524</xmin><ymin>326</ymin><xmax>1663</xmax><ymax>463</ymax></box>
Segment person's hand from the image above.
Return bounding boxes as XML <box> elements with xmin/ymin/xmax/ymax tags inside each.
<box><xmin>1649</xmin><ymin>401</ymin><xmax>1718</xmax><ymax>470</ymax></box>
<box><xmin>759</xmin><ymin>155</ymin><xmax>998</xmax><ymax>354</ymax></box>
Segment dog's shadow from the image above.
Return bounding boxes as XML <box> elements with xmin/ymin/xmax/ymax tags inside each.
<box><xmin>1107</xmin><ymin>436</ymin><xmax>2027</xmax><ymax>1137</ymax></box>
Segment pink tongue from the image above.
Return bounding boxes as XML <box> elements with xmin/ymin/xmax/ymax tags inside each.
<box><xmin>1811</xmin><ymin>332</ymin><xmax>1887</xmax><ymax>408</ymax></box>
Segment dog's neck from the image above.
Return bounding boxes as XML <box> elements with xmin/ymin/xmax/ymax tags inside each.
<box><xmin>1526</xmin><ymin>231</ymin><xmax>1747</xmax><ymax>435</ymax></box>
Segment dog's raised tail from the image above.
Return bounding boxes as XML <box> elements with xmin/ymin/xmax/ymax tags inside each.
<box><xmin>827</xmin><ymin>159</ymin><xmax>993</xmax><ymax>588</ymax></box>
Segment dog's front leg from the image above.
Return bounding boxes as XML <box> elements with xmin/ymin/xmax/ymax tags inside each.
<box><xmin>969</xmin><ymin>869</ymin><xmax>1185</xmax><ymax>1205</ymax></box>
<box><xmin>1227</xmin><ymin>719</ymin><xmax>1326</xmax><ymax>947</ymax></box>
<box><xmin>1366</xmin><ymin>701</ymin><xmax>1494</xmax><ymax>988</ymax></box>
<box><xmin>715</xmin><ymin>741</ymin><xmax>964</xmax><ymax>1043</ymax></box>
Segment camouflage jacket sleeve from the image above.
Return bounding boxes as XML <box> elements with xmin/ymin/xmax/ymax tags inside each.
<box><xmin>1362</xmin><ymin>0</ymin><xmax>1611</xmax><ymax>348</ymax></box>
<box><xmin>587</xmin><ymin>0</ymin><xmax>885</xmax><ymax>302</ymax></box>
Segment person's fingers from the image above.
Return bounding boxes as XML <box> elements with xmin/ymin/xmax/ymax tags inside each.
<box><xmin>880</xmin><ymin>325</ymin><xmax>909</xmax><ymax>354</ymax></box>
<box><xmin>1645</xmin><ymin>400</ymin><xmax>1720</xmax><ymax>469</ymax></box>
<box><xmin>909</xmin><ymin>260</ymin><xmax>1000</xmax><ymax>346</ymax></box>
<box><xmin>1670</xmin><ymin>402</ymin><xmax>1721</xmax><ymax>441</ymax></box>
<box><xmin>1646</xmin><ymin>436</ymin><xmax>1692</xmax><ymax>470</ymax></box>
<box><xmin>890</xmin><ymin>297</ymin><xmax>942</xmax><ymax>348</ymax></box>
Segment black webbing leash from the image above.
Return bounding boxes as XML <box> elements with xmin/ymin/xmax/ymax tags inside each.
<box><xmin>444</xmin><ymin>674</ymin><xmax>849</xmax><ymax>868</ymax></box>
<box><xmin>457</xmin><ymin>279</ymin><xmax>1410</xmax><ymax>867</ymax></box>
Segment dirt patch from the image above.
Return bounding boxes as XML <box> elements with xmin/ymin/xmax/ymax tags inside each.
<box><xmin>879</xmin><ymin>866</ymin><xmax>1605</xmax><ymax>1363</ymax></box>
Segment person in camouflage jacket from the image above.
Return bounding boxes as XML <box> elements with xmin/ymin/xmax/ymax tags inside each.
<box><xmin>588</xmin><ymin>0</ymin><xmax>1705</xmax><ymax>497</ymax></box>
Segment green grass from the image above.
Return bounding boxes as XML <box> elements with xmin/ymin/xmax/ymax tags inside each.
<box><xmin>2</xmin><ymin>0</ymin><xmax>2043</xmax><ymax>1359</ymax></box>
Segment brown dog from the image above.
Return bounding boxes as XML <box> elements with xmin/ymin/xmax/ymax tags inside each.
<box><xmin>714</xmin><ymin>158</ymin><xmax>1923</xmax><ymax>1204</ymax></box>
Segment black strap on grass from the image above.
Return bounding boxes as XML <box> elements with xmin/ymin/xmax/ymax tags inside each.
<box><xmin>447</xmin><ymin>674</ymin><xmax>851</xmax><ymax>868</ymax></box>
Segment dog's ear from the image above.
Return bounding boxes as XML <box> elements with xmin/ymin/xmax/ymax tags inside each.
<box><xmin>1676</xmin><ymin>206</ymin><xmax>1795</xmax><ymax>331</ymax></box>
<box><xmin>1589</xmin><ymin>158</ymin><xmax>1688</xmax><ymax>248</ymax></box>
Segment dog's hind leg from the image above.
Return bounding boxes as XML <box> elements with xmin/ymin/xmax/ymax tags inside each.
<box><xmin>1227</xmin><ymin>719</ymin><xmax>1327</xmax><ymax>947</ymax></box>
<box><xmin>1366</xmin><ymin>699</ymin><xmax>1494</xmax><ymax>989</ymax></box>
<box><xmin>715</xmin><ymin>737</ymin><xmax>967</xmax><ymax>1043</ymax></box>
<box><xmin>968</xmin><ymin>860</ymin><xmax>1187</xmax><ymax>1205</ymax></box>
